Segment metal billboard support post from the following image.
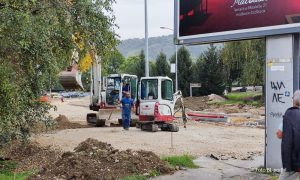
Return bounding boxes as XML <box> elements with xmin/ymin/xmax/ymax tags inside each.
<box><xmin>144</xmin><ymin>0</ymin><xmax>149</xmax><ymax>77</ymax></box>
<box><xmin>160</xmin><ymin>27</ymin><xmax>178</xmax><ymax>91</ymax></box>
<box><xmin>265</xmin><ymin>34</ymin><xmax>300</xmax><ymax>169</ymax></box>
<box><xmin>293</xmin><ymin>34</ymin><xmax>300</xmax><ymax>90</ymax></box>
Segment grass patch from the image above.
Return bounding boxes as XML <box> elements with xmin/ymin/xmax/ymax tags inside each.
<box><xmin>214</xmin><ymin>92</ymin><xmax>263</xmax><ymax>106</ymax></box>
<box><xmin>216</xmin><ymin>100</ymin><xmax>245</xmax><ymax>105</ymax></box>
<box><xmin>118</xmin><ymin>175</ymin><xmax>147</xmax><ymax>180</ymax></box>
<box><xmin>148</xmin><ymin>170</ymin><xmax>160</xmax><ymax>177</ymax></box>
<box><xmin>0</xmin><ymin>160</ymin><xmax>33</xmax><ymax>180</ymax></box>
<box><xmin>0</xmin><ymin>171</ymin><xmax>33</xmax><ymax>180</ymax></box>
<box><xmin>268</xmin><ymin>176</ymin><xmax>278</xmax><ymax>180</ymax></box>
<box><xmin>0</xmin><ymin>160</ymin><xmax>17</xmax><ymax>174</ymax></box>
<box><xmin>216</xmin><ymin>100</ymin><xmax>262</xmax><ymax>106</ymax></box>
<box><xmin>162</xmin><ymin>155</ymin><xmax>199</xmax><ymax>169</ymax></box>
<box><xmin>226</xmin><ymin>92</ymin><xmax>261</xmax><ymax>101</ymax></box>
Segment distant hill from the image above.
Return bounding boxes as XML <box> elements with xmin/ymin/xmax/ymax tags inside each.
<box><xmin>118</xmin><ymin>35</ymin><xmax>220</xmax><ymax>61</ymax></box>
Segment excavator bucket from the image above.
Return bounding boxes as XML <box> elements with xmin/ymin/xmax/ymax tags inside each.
<box><xmin>59</xmin><ymin>66</ymin><xmax>84</xmax><ymax>90</ymax></box>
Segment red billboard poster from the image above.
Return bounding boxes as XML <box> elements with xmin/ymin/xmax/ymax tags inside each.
<box><xmin>177</xmin><ymin>0</ymin><xmax>300</xmax><ymax>43</ymax></box>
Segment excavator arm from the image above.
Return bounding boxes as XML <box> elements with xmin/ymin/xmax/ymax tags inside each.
<box><xmin>59</xmin><ymin>51</ymin><xmax>84</xmax><ymax>90</ymax></box>
<box><xmin>173</xmin><ymin>91</ymin><xmax>187</xmax><ymax>128</ymax></box>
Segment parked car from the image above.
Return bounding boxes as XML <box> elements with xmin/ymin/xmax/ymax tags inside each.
<box><xmin>239</xmin><ymin>87</ymin><xmax>247</xmax><ymax>92</ymax></box>
<box><xmin>61</xmin><ymin>92</ymin><xmax>71</xmax><ymax>98</ymax></box>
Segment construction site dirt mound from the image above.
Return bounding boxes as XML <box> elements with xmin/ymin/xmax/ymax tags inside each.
<box><xmin>54</xmin><ymin>114</ymin><xmax>90</xmax><ymax>130</ymax></box>
<box><xmin>183</xmin><ymin>96</ymin><xmax>211</xmax><ymax>111</ymax></box>
<box><xmin>2</xmin><ymin>141</ymin><xmax>61</xmax><ymax>172</ymax></box>
<box><xmin>30</xmin><ymin>138</ymin><xmax>174</xmax><ymax>180</ymax></box>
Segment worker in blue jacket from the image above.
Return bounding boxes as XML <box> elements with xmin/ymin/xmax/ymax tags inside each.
<box><xmin>121</xmin><ymin>92</ymin><xmax>134</xmax><ymax>130</ymax></box>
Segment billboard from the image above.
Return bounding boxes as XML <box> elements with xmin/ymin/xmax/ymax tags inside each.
<box><xmin>175</xmin><ymin>0</ymin><xmax>300</xmax><ymax>44</ymax></box>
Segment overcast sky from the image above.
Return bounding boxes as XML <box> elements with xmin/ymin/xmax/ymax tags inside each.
<box><xmin>113</xmin><ymin>0</ymin><xmax>174</xmax><ymax>40</ymax></box>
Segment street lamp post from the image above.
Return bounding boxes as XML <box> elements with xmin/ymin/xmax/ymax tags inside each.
<box><xmin>145</xmin><ymin>0</ymin><xmax>149</xmax><ymax>77</ymax></box>
<box><xmin>160</xmin><ymin>27</ymin><xmax>178</xmax><ymax>92</ymax></box>
<box><xmin>175</xmin><ymin>44</ymin><xmax>178</xmax><ymax>92</ymax></box>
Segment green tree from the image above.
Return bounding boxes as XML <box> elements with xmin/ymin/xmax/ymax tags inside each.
<box><xmin>221</xmin><ymin>39</ymin><xmax>265</xmax><ymax>90</ymax></box>
<box><xmin>120</xmin><ymin>50</ymin><xmax>145</xmax><ymax>78</ymax></box>
<box><xmin>120</xmin><ymin>56</ymin><xmax>138</xmax><ymax>74</ymax></box>
<box><xmin>103</xmin><ymin>50</ymin><xmax>125</xmax><ymax>75</ymax></box>
<box><xmin>155</xmin><ymin>52</ymin><xmax>170</xmax><ymax>76</ymax></box>
<box><xmin>170</xmin><ymin>46</ymin><xmax>193</xmax><ymax>96</ymax></box>
<box><xmin>136</xmin><ymin>50</ymin><xmax>146</xmax><ymax>78</ymax></box>
<box><xmin>0</xmin><ymin>0</ymin><xmax>117</xmax><ymax>145</ymax></box>
<box><xmin>193</xmin><ymin>45</ymin><xmax>225</xmax><ymax>95</ymax></box>
<box><xmin>150</xmin><ymin>61</ymin><xmax>157</xmax><ymax>76</ymax></box>
<box><xmin>221</xmin><ymin>41</ymin><xmax>244</xmax><ymax>91</ymax></box>
<box><xmin>240</xmin><ymin>39</ymin><xmax>265</xmax><ymax>86</ymax></box>
<box><xmin>81</xmin><ymin>70</ymin><xmax>91</xmax><ymax>91</ymax></box>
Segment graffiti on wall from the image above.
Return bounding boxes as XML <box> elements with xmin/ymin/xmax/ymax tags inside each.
<box><xmin>270</xmin><ymin>112</ymin><xmax>283</xmax><ymax>118</ymax></box>
<box><xmin>270</xmin><ymin>81</ymin><xmax>291</xmax><ymax>103</ymax></box>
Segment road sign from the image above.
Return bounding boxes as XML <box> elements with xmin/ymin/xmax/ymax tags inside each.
<box><xmin>190</xmin><ymin>83</ymin><xmax>202</xmax><ymax>97</ymax></box>
<box><xmin>171</xmin><ymin>63</ymin><xmax>176</xmax><ymax>73</ymax></box>
<box><xmin>190</xmin><ymin>83</ymin><xmax>202</xmax><ymax>88</ymax></box>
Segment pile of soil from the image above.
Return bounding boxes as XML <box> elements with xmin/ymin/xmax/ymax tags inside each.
<box><xmin>2</xmin><ymin>141</ymin><xmax>61</xmax><ymax>172</ymax></box>
<box><xmin>183</xmin><ymin>96</ymin><xmax>211</xmax><ymax>111</ymax></box>
<box><xmin>54</xmin><ymin>115</ymin><xmax>90</xmax><ymax>130</ymax></box>
<box><xmin>30</xmin><ymin>115</ymin><xmax>91</xmax><ymax>134</ymax></box>
<box><xmin>30</xmin><ymin>138</ymin><xmax>174</xmax><ymax>180</ymax></box>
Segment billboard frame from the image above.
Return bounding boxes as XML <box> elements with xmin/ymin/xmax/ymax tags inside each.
<box><xmin>174</xmin><ymin>0</ymin><xmax>300</xmax><ymax>45</ymax></box>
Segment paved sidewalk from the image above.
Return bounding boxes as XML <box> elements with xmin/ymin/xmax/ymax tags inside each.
<box><xmin>153</xmin><ymin>156</ymin><xmax>272</xmax><ymax>180</ymax></box>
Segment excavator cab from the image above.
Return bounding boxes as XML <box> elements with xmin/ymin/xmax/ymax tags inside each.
<box><xmin>136</xmin><ymin>76</ymin><xmax>186</xmax><ymax>132</ymax></box>
<box><xmin>122</xmin><ymin>75</ymin><xmax>138</xmax><ymax>100</ymax></box>
<box><xmin>138</xmin><ymin>77</ymin><xmax>175</xmax><ymax>120</ymax></box>
<box><xmin>104</xmin><ymin>74</ymin><xmax>138</xmax><ymax>107</ymax></box>
<box><xmin>106</xmin><ymin>76</ymin><xmax>121</xmax><ymax>106</ymax></box>
<box><xmin>87</xmin><ymin>74</ymin><xmax>139</xmax><ymax>127</ymax></box>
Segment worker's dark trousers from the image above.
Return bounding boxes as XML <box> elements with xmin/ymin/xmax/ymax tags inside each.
<box><xmin>122</xmin><ymin>113</ymin><xmax>131</xmax><ymax>129</ymax></box>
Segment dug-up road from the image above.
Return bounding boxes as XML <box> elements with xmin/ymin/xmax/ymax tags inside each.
<box><xmin>33</xmin><ymin>97</ymin><xmax>265</xmax><ymax>160</ymax></box>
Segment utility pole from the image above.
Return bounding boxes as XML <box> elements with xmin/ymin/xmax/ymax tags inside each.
<box><xmin>175</xmin><ymin>44</ymin><xmax>178</xmax><ymax>92</ymax></box>
<box><xmin>160</xmin><ymin>27</ymin><xmax>178</xmax><ymax>91</ymax></box>
<box><xmin>144</xmin><ymin>0</ymin><xmax>149</xmax><ymax>77</ymax></box>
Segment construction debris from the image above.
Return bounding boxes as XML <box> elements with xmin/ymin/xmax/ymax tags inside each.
<box><xmin>183</xmin><ymin>95</ymin><xmax>265</xmax><ymax>128</ymax></box>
